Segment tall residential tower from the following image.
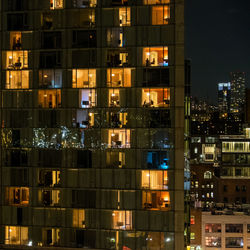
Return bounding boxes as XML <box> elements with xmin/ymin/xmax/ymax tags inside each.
<box><xmin>0</xmin><ymin>0</ymin><xmax>185</xmax><ymax>249</ymax></box>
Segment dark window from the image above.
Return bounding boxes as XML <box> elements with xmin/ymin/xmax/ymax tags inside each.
<box><xmin>40</xmin><ymin>51</ymin><xmax>62</xmax><ymax>68</ymax></box>
<box><xmin>72</xmin><ymin>30</ymin><xmax>96</xmax><ymax>48</ymax></box>
<box><xmin>242</xmin><ymin>185</ymin><xmax>246</xmax><ymax>192</ymax></box>
<box><xmin>143</xmin><ymin>68</ymin><xmax>170</xmax><ymax>87</ymax></box>
<box><xmin>223</xmin><ymin>185</ymin><xmax>228</xmax><ymax>192</ymax></box>
<box><xmin>235</xmin><ymin>185</ymin><xmax>240</xmax><ymax>192</ymax></box>
<box><xmin>149</xmin><ymin>110</ymin><xmax>171</xmax><ymax>128</ymax></box>
<box><xmin>235</xmin><ymin>169</ymin><xmax>242</xmax><ymax>176</ymax></box>
<box><xmin>72</xmin><ymin>190</ymin><xmax>96</xmax><ymax>208</ymax></box>
<box><xmin>39</xmin><ymin>150</ymin><xmax>62</xmax><ymax>167</ymax></box>
<box><xmin>12</xmin><ymin>129</ymin><xmax>20</xmax><ymax>147</ymax></box>
<box><xmin>7</xmin><ymin>0</ymin><xmax>28</xmax><ymax>11</ymax></box>
<box><xmin>42</xmin><ymin>32</ymin><xmax>62</xmax><ymax>49</ymax></box>
<box><xmin>224</xmin><ymin>197</ymin><xmax>228</xmax><ymax>203</ymax></box>
<box><xmin>242</xmin><ymin>197</ymin><xmax>246</xmax><ymax>204</ymax></box>
<box><xmin>72</xmin><ymin>50</ymin><xmax>96</xmax><ymax>68</ymax></box>
<box><xmin>77</xmin><ymin>150</ymin><xmax>92</xmax><ymax>168</ymax></box>
<box><xmin>75</xmin><ymin>230</ymin><xmax>96</xmax><ymax>249</ymax></box>
<box><xmin>10</xmin><ymin>169</ymin><xmax>28</xmax><ymax>186</ymax></box>
<box><xmin>38</xmin><ymin>110</ymin><xmax>57</xmax><ymax>128</ymax></box>
<box><xmin>7</xmin><ymin>14</ymin><xmax>28</xmax><ymax>31</ymax></box>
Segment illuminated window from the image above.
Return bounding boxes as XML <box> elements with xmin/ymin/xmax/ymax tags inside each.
<box><xmin>108</xmin><ymin>129</ymin><xmax>130</xmax><ymax>148</ymax></box>
<box><xmin>6</xmin><ymin>70</ymin><xmax>29</xmax><ymax>89</ymax></box>
<box><xmin>205</xmin><ymin>224</ymin><xmax>221</xmax><ymax>233</ymax></box>
<box><xmin>42</xmin><ymin>228</ymin><xmax>60</xmax><ymax>246</ymax></box>
<box><xmin>72</xmin><ymin>69</ymin><xmax>96</xmax><ymax>88</ymax></box>
<box><xmin>191</xmin><ymin>233</ymin><xmax>195</xmax><ymax>240</ymax></box>
<box><xmin>73</xmin><ymin>0</ymin><xmax>97</xmax><ymax>8</ymax></box>
<box><xmin>79</xmin><ymin>89</ymin><xmax>96</xmax><ymax>108</ymax></box>
<box><xmin>10</xmin><ymin>32</ymin><xmax>22</xmax><ymax>50</ymax></box>
<box><xmin>41</xmin><ymin>189</ymin><xmax>60</xmax><ymax>206</ymax></box>
<box><xmin>73</xmin><ymin>209</ymin><xmax>85</xmax><ymax>228</ymax></box>
<box><xmin>142</xmin><ymin>191</ymin><xmax>170</xmax><ymax>210</ymax></box>
<box><xmin>204</xmin><ymin>171</ymin><xmax>212</xmax><ymax>179</ymax></box>
<box><xmin>142</xmin><ymin>88</ymin><xmax>170</xmax><ymax>107</ymax></box>
<box><xmin>107</xmin><ymin>49</ymin><xmax>129</xmax><ymax>67</ymax></box>
<box><xmin>5</xmin><ymin>226</ymin><xmax>28</xmax><ymax>245</ymax></box>
<box><xmin>152</xmin><ymin>6</ymin><xmax>170</xmax><ymax>25</ymax></box>
<box><xmin>6</xmin><ymin>187</ymin><xmax>29</xmax><ymax>206</ymax></box>
<box><xmin>190</xmin><ymin>216</ymin><xmax>195</xmax><ymax>225</ymax></box>
<box><xmin>119</xmin><ymin>7</ymin><xmax>131</xmax><ymax>26</ymax></box>
<box><xmin>143</xmin><ymin>47</ymin><xmax>168</xmax><ymax>67</ymax></box>
<box><xmin>107</xmin><ymin>28</ymin><xmax>124</xmax><ymax>47</ymax></box>
<box><xmin>143</xmin><ymin>0</ymin><xmax>170</xmax><ymax>4</ymax></box>
<box><xmin>107</xmin><ymin>111</ymin><xmax>128</xmax><ymax>128</ymax></box>
<box><xmin>39</xmin><ymin>69</ymin><xmax>62</xmax><ymax>88</ymax></box>
<box><xmin>73</xmin><ymin>110</ymin><xmax>94</xmax><ymax>128</ymax></box>
<box><xmin>38</xmin><ymin>90</ymin><xmax>61</xmax><ymax>108</ymax></box>
<box><xmin>205</xmin><ymin>237</ymin><xmax>221</xmax><ymax>247</ymax></box>
<box><xmin>112</xmin><ymin>210</ymin><xmax>132</xmax><ymax>230</ymax></box>
<box><xmin>141</xmin><ymin>170</ymin><xmax>168</xmax><ymax>190</ymax></box>
<box><xmin>109</xmin><ymin>89</ymin><xmax>120</xmax><ymax>107</ymax></box>
<box><xmin>50</xmin><ymin>0</ymin><xmax>63</xmax><ymax>9</ymax></box>
<box><xmin>107</xmin><ymin>68</ymin><xmax>132</xmax><ymax>87</ymax></box>
<box><xmin>106</xmin><ymin>151</ymin><xmax>125</xmax><ymax>168</ymax></box>
<box><xmin>4</xmin><ymin>51</ymin><xmax>28</xmax><ymax>69</ymax></box>
<box><xmin>38</xmin><ymin>170</ymin><xmax>60</xmax><ymax>187</ymax></box>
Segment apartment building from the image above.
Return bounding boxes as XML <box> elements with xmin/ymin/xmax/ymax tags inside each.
<box><xmin>0</xmin><ymin>0</ymin><xmax>185</xmax><ymax>249</ymax></box>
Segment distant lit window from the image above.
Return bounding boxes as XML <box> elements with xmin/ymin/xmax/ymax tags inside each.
<box><xmin>50</xmin><ymin>0</ymin><xmax>63</xmax><ymax>9</ymax></box>
<box><xmin>190</xmin><ymin>215</ymin><xmax>195</xmax><ymax>225</ymax></box>
<box><xmin>190</xmin><ymin>233</ymin><xmax>195</xmax><ymax>240</ymax></box>
<box><xmin>5</xmin><ymin>226</ymin><xmax>28</xmax><ymax>245</ymax></box>
<box><xmin>194</xmin><ymin>147</ymin><xmax>198</xmax><ymax>154</ymax></box>
<box><xmin>204</xmin><ymin>171</ymin><xmax>212</xmax><ymax>179</ymax></box>
<box><xmin>152</xmin><ymin>6</ymin><xmax>170</xmax><ymax>25</ymax></box>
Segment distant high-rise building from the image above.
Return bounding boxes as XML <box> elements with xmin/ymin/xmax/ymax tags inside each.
<box><xmin>230</xmin><ymin>72</ymin><xmax>246</xmax><ymax>121</ymax></box>
<box><xmin>218</xmin><ymin>82</ymin><xmax>231</xmax><ymax>118</ymax></box>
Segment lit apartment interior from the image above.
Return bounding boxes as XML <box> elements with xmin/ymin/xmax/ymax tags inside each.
<box><xmin>39</xmin><ymin>70</ymin><xmax>62</xmax><ymax>88</ymax></box>
<box><xmin>142</xmin><ymin>88</ymin><xmax>170</xmax><ymax>107</ymax></box>
<box><xmin>107</xmin><ymin>50</ymin><xmax>129</xmax><ymax>67</ymax></box>
<box><xmin>108</xmin><ymin>129</ymin><xmax>130</xmax><ymax>148</ymax></box>
<box><xmin>79</xmin><ymin>89</ymin><xmax>96</xmax><ymax>108</ymax></box>
<box><xmin>5</xmin><ymin>187</ymin><xmax>29</xmax><ymax>206</ymax></box>
<box><xmin>141</xmin><ymin>170</ymin><xmax>168</xmax><ymax>190</ymax></box>
<box><xmin>73</xmin><ymin>0</ymin><xmax>97</xmax><ymax>8</ymax></box>
<box><xmin>40</xmin><ymin>189</ymin><xmax>60</xmax><ymax>206</ymax></box>
<box><xmin>6</xmin><ymin>70</ymin><xmax>29</xmax><ymax>89</ymax></box>
<box><xmin>109</xmin><ymin>89</ymin><xmax>120</xmax><ymax>107</ymax></box>
<box><xmin>143</xmin><ymin>0</ymin><xmax>170</xmax><ymax>4</ymax></box>
<box><xmin>107</xmin><ymin>68</ymin><xmax>131</xmax><ymax>87</ymax></box>
<box><xmin>42</xmin><ymin>228</ymin><xmax>60</xmax><ymax>246</ymax></box>
<box><xmin>146</xmin><ymin>151</ymin><xmax>169</xmax><ymax>170</ymax></box>
<box><xmin>73</xmin><ymin>109</ymin><xmax>94</xmax><ymax>128</ymax></box>
<box><xmin>72</xmin><ymin>209</ymin><xmax>85</xmax><ymax>228</ymax></box>
<box><xmin>10</xmin><ymin>32</ymin><xmax>22</xmax><ymax>50</ymax></box>
<box><xmin>106</xmin><ymin>151</ymin><xmax>125</xmax><ymax>168</ymax></box>
<box><xmin>72</xmin><ymin>69</ymin><xmax>96</xmax><ymax>88</ymax></box>
<box><xmin>50</xmin><ymin>0</ymin><xmax>63</xmax><ymax>9</ymax></box>
<box><xmin>119</xmin><ymin>7</ymin><xmax>131</xmax><ymax>26</ymax></box>
<box><xmin>38</xmin><ymin>170</ymin><xmax>60</xmax><ymax>187</ymax></box>
<box><xmin>107</xmin><ymin>28</ymin><xmax>124</xmax><ymax>47</ymax></box>
<box><xmin>142</xmin><ymin>191</ymin><xmax>170</xmax><ymax>210</ymax></box>
<box><xmin>4</xmin><ymin>51</ymin><xmax>28</xmax><ymax>69</ymax></box>
<box><xmin>112</xmin><ymin>210</ymin><xmax>132</xmax><ymax>230</ymax></box>
<box><xmin>5</xmin><ymin>226</ymin><xmax>28</xmax><ymax>245</ymax></box>
<box><xmin>107</xmin><ymin>111</ymin><xmax>128</xmax><ymax>128</ymax></box>
<box><xmin>152</xmin><ymin>6</ymin><xmax>170</xmax><ymax>25</ymax></box>
<box><xmin>143</xmin><ymin>47</ymin><xmax>168</xmax><ymax>66</ymax></box>
<box><xmin>38</xmin><ymin>90</ymin><xmax>61</xmax><ymax>108</ymax></box>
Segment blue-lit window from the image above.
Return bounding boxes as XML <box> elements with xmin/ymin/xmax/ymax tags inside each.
<box><xmin>146</xmin><ymin>151</ymin><xmax>169</xmax><ymax>169</ymax></box>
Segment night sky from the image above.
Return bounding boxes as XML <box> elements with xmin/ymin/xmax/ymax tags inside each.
<box><xmin>185</xmin><ymin>0</ymin><xmax>250</xmax><ymax>103</ymax></box>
